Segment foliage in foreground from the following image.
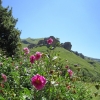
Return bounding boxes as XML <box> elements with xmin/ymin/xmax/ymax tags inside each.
<box><xmin>0</xmin><ymin>38</ymin><xmax>100</xmax><ymax>100</ymax></box>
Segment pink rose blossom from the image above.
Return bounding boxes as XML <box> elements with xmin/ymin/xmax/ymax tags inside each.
<box><xmin>65</xmin><ymin>65</ymin><xmax>69</xmax><ymax>69</ymax></box>
<box><xmin>35</xmin><ymin>52</ymin><xmax>42</xmax><ymax>60</ymax></box>
<box><xmin>47</xmin><ymin>38</ymin><xmax>53</xmax><ymax>44</ymax></box>
<box><xmin>67</xmin><ymin>69</ymin><xmax>73</xmax><ymax>77</ymax></box>
<box><xmin>31</xmin><ymin>74</ymin><xmax>46</xmax><ymax>90</ymax></box>
<box><xmin>23</xmin><ymin>47</ymin><xmax>30</xmax><ymax>54</ymax></box>
<box><xmin>67</xmin><ymin>85</ymin><xmax>71</xmax><ymax>90</ymax></box>
<box><xmin>30</xmin><ymin>55</ymin><xmax>36</xmax><ymax>63</ymax></box>
<box><xmin>1</xmin><ymin>73</ymin><xmax>7</xmax><ymax>82</ymax></box>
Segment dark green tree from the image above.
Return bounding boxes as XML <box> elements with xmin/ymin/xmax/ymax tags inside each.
<box><xmin>63</xmin><ymin>42</ymin><xmax>72</xmax><ymax>51</ymax></box>
<box><xmin>0</xmin><ymin>0</ymin><xmax>21</xmax><ymax>57</ymax></box>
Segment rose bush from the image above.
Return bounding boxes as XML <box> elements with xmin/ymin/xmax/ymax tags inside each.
<box><xmin>0</xmin><ymin>38</ymin><xmax>99</xmax><ymax>100</ymax></box>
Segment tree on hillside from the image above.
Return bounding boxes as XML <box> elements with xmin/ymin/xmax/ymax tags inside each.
<box><xmin>44</xmin><ymin>36</ymin><xmax>60</xmax><ymax>48</ymax></box>
<box><xmin>79</xmin><ymin>53</ymin><xmax>85</xmax><ymax>59</ymax></box>
<box><xmin>0</xmin><ymin>0</ymin><xmax>21</xmax><ymax>56</ymax></box>
<box><xmin>63</xmin><ymin>42</ymin><xmax>72</xmax><ymax>51</ymax></box>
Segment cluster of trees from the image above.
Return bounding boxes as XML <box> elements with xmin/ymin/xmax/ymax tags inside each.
<box><xmin>0</xmin><ymin>0</ymin><xmax>21</xmax><ymax>57</ymax></box>
<box><xmin>61</xmin><ymin>42</ymin><xmax>72</xmax><ymax>51</ymax></box>
<box><xmin>73</xmin><ymin>51</ymin><xmax>85</xmax><ymax>59</ymax></box>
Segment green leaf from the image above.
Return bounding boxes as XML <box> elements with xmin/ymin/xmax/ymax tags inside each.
<box><xmin>0</xmin><ymin>96</ymin><xmax>5</xmax><ymax>100</ymax></box>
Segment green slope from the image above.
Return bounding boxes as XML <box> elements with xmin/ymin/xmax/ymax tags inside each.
<box><xmin>21</xmin><ymin>38</ymin><xmax>100</xmax><ymax>82</ymax></box>
<box><xmin>21</xmin><ymin>37</ymin><xmax>44</xmax><ymax>48</ymax></box>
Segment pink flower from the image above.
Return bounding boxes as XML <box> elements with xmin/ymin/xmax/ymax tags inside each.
<box><xmin>35</xmin><ymin>52</ymin><xmax>42</xmax><ymax>60</ymax></box>
<box><xmin>31</xmin><ymin>74</ymin><xmax>46</xmax><ymax>90</ymax></box>
<box><xmin>67</xmin><ymin>69</ymin><xmax>73</xmax><ymax>77</ymax></box>
<box><xmin>30</xmin><ymin>55</ymin><xmax>36</xmax><ymax>63</ymax></box>
<box><xmin>67</xmin><ymin>85</ymin><xmax>71</xmax><ymax>90</ymax></box>
<box><xmin>23</xmin><ymin>47</ymin><xmax>30</xmax><ymax>54</ymax></box>
<box><xmin>65</xmin><ymin>65</ymin><xmax>69</xmax><ymax>69</ymax></box>
<box><xmin>1</xmin><ymin>73</ymin><xmax>7</xmax><ymax>82</ymax></box>
<box><xmin>47</xmin><ymin>38</ymin><xmax>53</xmax><ymax>44</ymax></box>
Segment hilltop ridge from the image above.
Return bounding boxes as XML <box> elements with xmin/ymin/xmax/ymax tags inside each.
<box><xmin>21</xmin><ymin>36</ymin><xmax>100</xmax><ymax>60</ymax></box>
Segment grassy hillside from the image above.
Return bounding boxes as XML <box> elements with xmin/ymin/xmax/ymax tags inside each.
<box><xmin>21</xmin><ymin>37</ymin><xmax>100</xmax><ymax>82</ymax></box>
<box><xmin>21</xmin><ymin>37</ymin><xmax>44</xmax><ymax>48</ymax></box>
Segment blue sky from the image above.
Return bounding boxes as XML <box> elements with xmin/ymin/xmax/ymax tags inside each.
<box><xmin>2</xmin><ymin>0</ymin><xmax>100</xmax><ymax>58</ymax></box>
